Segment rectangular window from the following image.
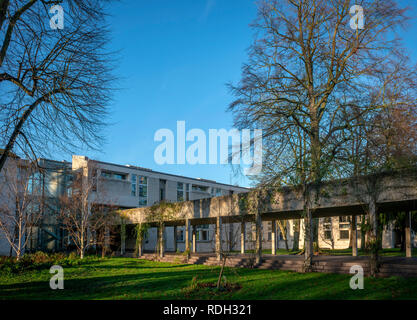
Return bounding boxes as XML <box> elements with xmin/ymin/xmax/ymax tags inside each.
<box><xmin>177</xmin><ymin>182</ymin><xmax>184</xmax><ymax>201</ymax></box>
<box><xmin>28</xmin><ymin>172</ymin><xmax>43</xmax><ymax>195</ymax></box>
<box><xmin>138</xmin><ymin>176</ymin><xmax>147</xmax><ymax>206</ymax></box>
<box><xmin>339</xmin><ymin>230</ymin><xmax>350</xmax><ymax>240</ymax></box>
<box><xmin>131</xmin><ymin>175</ymin><xmax>137</xmax><ymax>196</ymax></box>
<box><xmin>101</xmin><ymin>171</ymin><xmax>112</xmax><ymax>178</ymax></box>
<box><xmin>185</xmin><ymin>183</ymin><xmax>190</xmax><ymax>201</ymax></box>
<box><xmin>101</xmin><ymin>171</ymin><xmax>126</xmax><ymax>180</ymax></box>
<box><xmin>324</xmin><ymin>231</ymin><xmax>332</xmax><ymax>240</ymax></box>
<box><xmin>200</xmin><ymin>230</ymin><xmax>209</xmax><ymax>241</ymax></box>
<box><xmin>176</xmin><ymin>229</ymin><xmax>184</xmax><ymax>242</ymax></box>
<box><xmin>323</xmin><ymin>217</ymin><xmax>332</xmax><ymax>240</ymax></box>
<box><xmin>91</xmin><ymin>169</ymin><xmax>97</xmax><ymax>192</ymax></box>
<box><xmin>339</xmin><ymin>216</ymin><xmax>350</xmax><ymax>240</ymax></box>
<box><xmin>197</xmin><ymin>224</ymin><xmax>209</xmax><ymax>241</ymax></box>
<box><xmin>192</xmin><ymin>185</ymin><xmax>208</xmax><ymax>192</ymax></box>
<box><xmin>113</xmin><ymin>173</ymin><xmax>126</xmax><ymax>180</ymax></box>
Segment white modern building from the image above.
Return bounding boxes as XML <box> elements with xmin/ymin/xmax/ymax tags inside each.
<box><xmin>0</xmin><ymin>154</ymin><xmax>414</xmax><ymax>257</ymax></box>
<box><xmin>0</xmin><ymin>154</ymin><xmax>248</xmax><ymax>255</ymax></box>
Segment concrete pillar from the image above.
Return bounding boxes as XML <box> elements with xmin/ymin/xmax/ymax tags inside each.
<box><xmin>192</xmin><ymin>225</ymin><xmax>197</xmax><ymax>253</ymax></box>
<box><xmin>406</xmin><ymin>211</ymin><xmax>412</xmax><ymax>258</ymax></box>
<box><xmin>120</xmin><ymin>223</ymin><xmax>126</xmax><ymax>256</ymax></box>
<box><xmin>173</xmin><ymin>226</ymin><xmax>177</xmax><ymax>253</ymax></box>
<box><xmin>352</xmin><ymin>216</ymin><xmax>357</xmax><ymax>257</ymax></box>
<box><xmin>185</xmin><ymin>219</ymin><xmax>190</xmax><ymax>257</ymax></box>
<box><xmin>240</xmin><ymin>221</ymin><xmax>246</xmax><ymax>254</ymax></box>
<box><xmin>304</xmin><ymin>209</ymin><xmax>313</xmax><ymax>271</ymax></box>
<box><xmin>216</xmin><ymin>216</ymin><xmax>222</xmax><ymax>261</ymax></box>
<box><xmin>271</xmin><ymin>220</ymin><xmax>277</xmax><ymax>255</ymax></box>
<box><xmin>158</xmin><ymin>224</ymin><xmax>165</xmax><ymax>258</ymax></box>
<box><xmin>255</xmin><ymin>213</ymin><xmax>262</xmax><ymax>264</ymax></box>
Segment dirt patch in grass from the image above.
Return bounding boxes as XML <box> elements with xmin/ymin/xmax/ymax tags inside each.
<box><xmin>182</xmin><ymin>281</ymin><xmax>242</xmax><ymax>298</ymax></box>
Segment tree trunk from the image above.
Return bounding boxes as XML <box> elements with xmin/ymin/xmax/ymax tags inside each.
<box><xmin>277</xmin><ymin>220</ymin><xmax>289</xmax><ymax>251</ymax></box>
<box><xmin>349</xmin><ymin>215</ymin><xmax>354</xmax><ymax>248</ymax></box>
<box><xmin>304</xmin><ymin>208</ymin><xmax>313</xmax><ymax>272</ymax></box>
<box><xmin>216</xmin><ymin>254</ymin><xmax>227</xmax><ymax>289</ymax></box>
<box><xmin>368</xmin><ymin>198</ymin><xmax>379</xmax><ymax>276</ymax></box>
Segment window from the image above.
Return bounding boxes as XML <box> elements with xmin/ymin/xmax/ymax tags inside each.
<box><xmin>138</xmin><ymin>176</ymin><xmax>147</xmax><ymax>206</ymax></box>
<box><xmin>199</xmin><ymin>230</ymin><xmax>209</xmax><ymax>241</ymax></box>
<box><xmin>91</xmin><ymin>169</ymin><xmax>97</xmax><ymax>192</ymax></box>
<box><xmin>159</xmin><ymin>179</ymin><xmax>166</xmax><ymax>202</ymax></box>
<box><xmin>185</xmin><ymin>184</ymin><xmax>190</xmax><ymax>201</ymax></box>
<box><xmin>192</xmin><ymin>185</ymin><xmax>208</xmax><ymax>192</ymax></box>
<box><xmin>176</xmin><ymin>229</ymin><xmax>184</xmax><ymax>242</ymax></box>
<box><xmin>197</xmin><ymin>225</ymin><xmax>209</xmax><ymax>241</ymax></box>
<box><xmin>113</xmin><ymin>173</ymin><xmax>126</xmax><ymax>180</ymax></box>
<box><xmin>323</xmin><ymin>217</ymin><xmax>332</xmax><ymax>240</ymax></box>
<box><xmin>211</xmin><ymin>187</ymin><xmax>222</xmax><ymax>196</ymax></box>
<box><xmin>101</xmin><ymin>171</ymin><xmax>112</xmax><ymax>178</ymax></box>
<box><xmin>339</xmin><ymin>216</ymin><xmax>350</xmax><ymax>240</ymax></box>
<box><xmin>101</xmin><ymin>171</ymin><xmax>126</xmax><ymax>180</ymax></box>
<box><xmin>131</xmin><ymin>175</ymin><xmax>137</xmax><ymax>196</ymax></box>
<box><xmin>177</xmin><ymin>182</ymin><xmax>184</xmax><ymax>201</ymax></box>
<box><xmin>340</xmin><ymin>230</ymin><xmax>350</xmax><ymax>240</ymax></box>
<box><xmin>28</xmin><ymin>172</ymin><xmax>43</xmax><ymax>195</ymax></box>
<box><xmin>64</xmin><ymin>174</ymin><xmax>73</xmax><ymax>196</ymax></box>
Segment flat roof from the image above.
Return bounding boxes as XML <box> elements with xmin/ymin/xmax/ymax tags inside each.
<box><xmin>88</xmin><ymin>158</ymin><xmax>250</xmax><ymax>190</ymax></box>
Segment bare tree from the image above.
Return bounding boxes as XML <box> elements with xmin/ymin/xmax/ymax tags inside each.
<box><xmin>0</xmin><ymin>157</ymin><xmax>41</xmax><ymax>260</ymax></box>
<box><xmin>228</xmin><ymin>0</ymin><xmax>414</xmax><ymax>270</ymax></box>
<box><xmin>59</xmin><ymin>164</ymin><xmax>116</xmax><ymax>259</ymax></box>
<box><xmin>0</xmin><ymin>0</ymin><xmax>115</xmax><ymax>174</ymax></box>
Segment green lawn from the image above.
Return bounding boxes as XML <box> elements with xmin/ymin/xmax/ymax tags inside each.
<box><xmin>1</xmin><ymin>257</ymin><xmax>416</xmax><ymax>300</ymax></box>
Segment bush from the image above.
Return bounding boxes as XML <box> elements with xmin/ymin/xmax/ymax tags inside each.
<box><xmin>0</xmin><ymin>252</ymin><xmax>101</xmax><ymax>274</ymax></box>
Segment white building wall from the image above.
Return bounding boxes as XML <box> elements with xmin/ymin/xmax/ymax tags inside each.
<box><xmin>165</xmin><ymin>180</ymin><xmax>177</xmax><ymax>202</ymax></box>
<box><xmin>148</xmin><ymin>177</ymin><xmax>159</xmax><ymax>206</ymax></box>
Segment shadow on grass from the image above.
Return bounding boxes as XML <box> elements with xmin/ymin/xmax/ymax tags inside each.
<box><xmin>2</xmin><ymin>258</ymin><xmax>417</xmax><ymax>300</ymax></box>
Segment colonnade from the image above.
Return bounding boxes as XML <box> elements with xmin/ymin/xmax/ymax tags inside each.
<box><xmin>120</xmin><ymin>211</ymin><xmax>414</xmax><ymax>264</ymax></box>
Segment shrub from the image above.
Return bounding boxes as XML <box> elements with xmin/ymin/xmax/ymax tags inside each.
<box><xmin>0</xmin><ymin>252</ymin><xmax>102</xmax><ymax>274</ymax></box>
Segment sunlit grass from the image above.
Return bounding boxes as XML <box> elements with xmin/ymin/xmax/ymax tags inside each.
<box><xmin>0</xmin><ymin>257</ymin><xmax>416</xmax><ymax>300</ymax></box>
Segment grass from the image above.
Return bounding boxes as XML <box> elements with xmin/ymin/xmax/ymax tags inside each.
<box><xmin>1</xmin><ymin>257</ymin><xmax>417</xmax><ymax>300</ymax></box>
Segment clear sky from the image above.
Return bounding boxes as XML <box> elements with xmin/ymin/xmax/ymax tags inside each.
<box><xmin>73</xmin><ymin>0</ymin><xmax>417</xmax><ymax>188</ymax></box>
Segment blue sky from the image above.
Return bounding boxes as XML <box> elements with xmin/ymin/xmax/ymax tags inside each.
<box><xmin>75</xmin><ymin>0</ymin><xmax>417</xmax><ymax>188</ymax></box>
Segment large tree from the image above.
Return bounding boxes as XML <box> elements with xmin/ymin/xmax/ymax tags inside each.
<box><xmin>0</xmin><ymin>0</ymin><xmax>114</xmax><ymax>173</ymax></box>
<box><xmin>229</xmin><ymin>0</ymin><xmax>414</xmax><ymax>270</ymax></box>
